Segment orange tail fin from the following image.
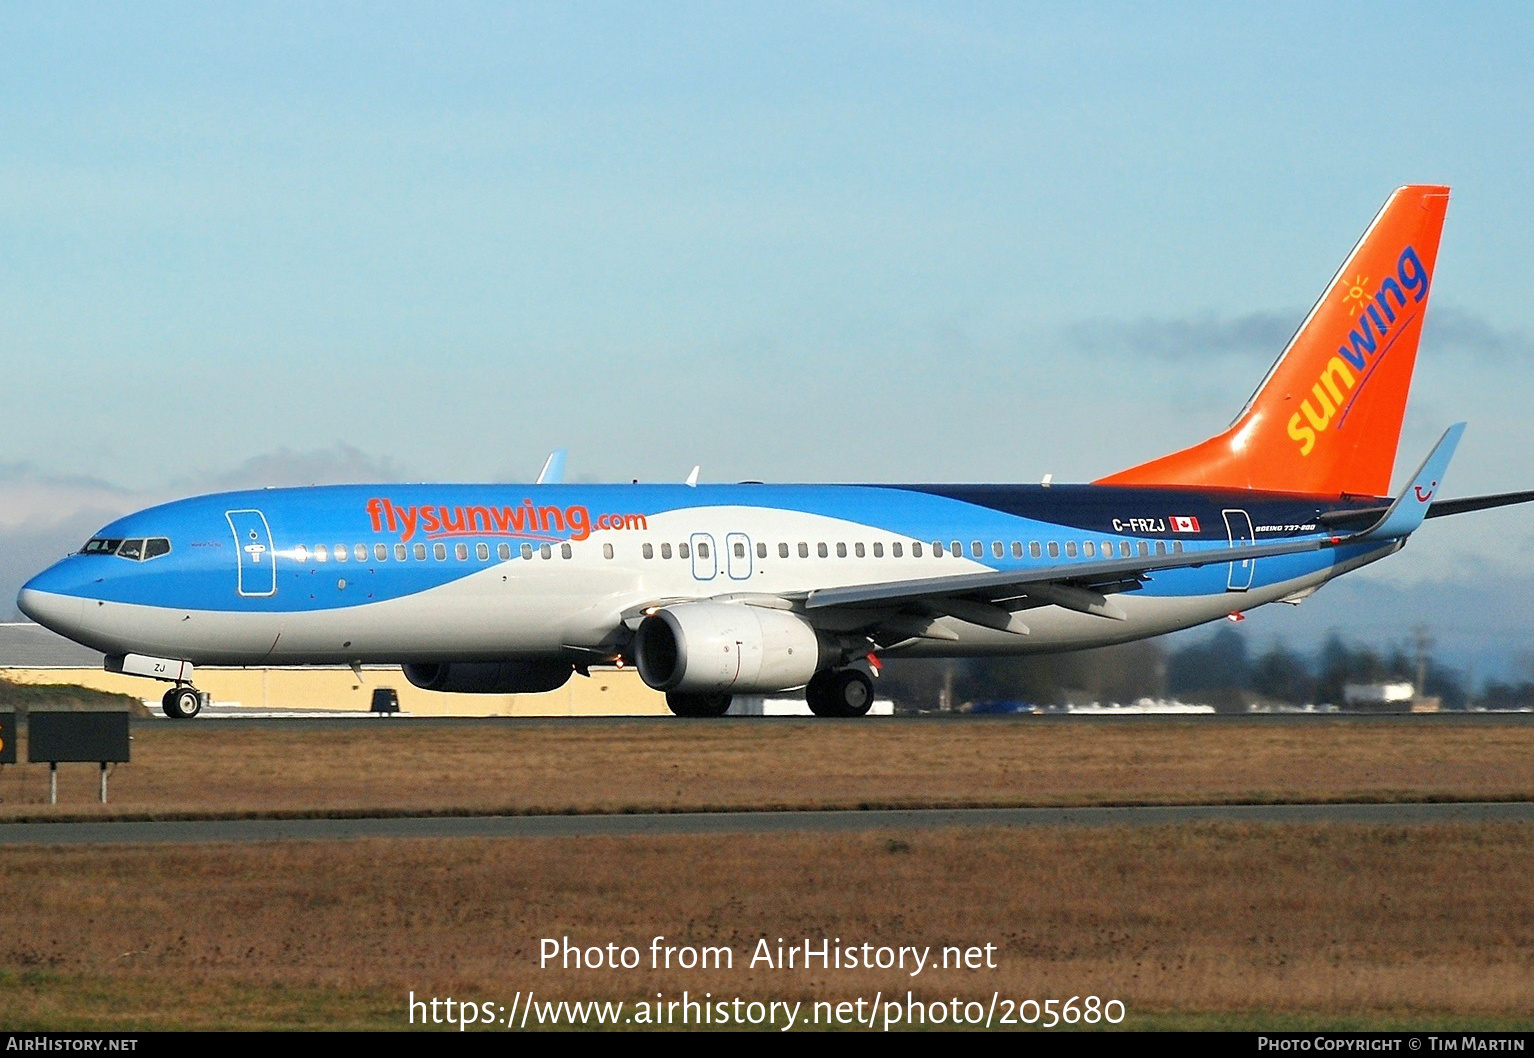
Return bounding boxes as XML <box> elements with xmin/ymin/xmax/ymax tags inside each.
<box><xmin>1097</xmin><ymin>185</ymin><xmax>1450</xmax><ymax>498</ymax></box>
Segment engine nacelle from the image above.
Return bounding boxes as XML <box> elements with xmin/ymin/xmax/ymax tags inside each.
<box><xmin>402</xmin><ymin>660</ymin><xmax>573</xmax><ymax>694</ymax></box>
<box><xmin>634</xmin><ymin>602</ymin><xmax>829</xmax><ymax>694</ymax></box>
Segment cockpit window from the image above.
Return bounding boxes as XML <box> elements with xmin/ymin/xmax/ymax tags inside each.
<box><xmin>90</xmin><ymin>536</ymin><xmax>171</xmax><ymax>562</ymax></box>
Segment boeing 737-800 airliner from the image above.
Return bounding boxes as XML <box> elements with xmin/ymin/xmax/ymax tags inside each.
<box><xmin>18</xmin><ymin>185</ymin><xmax>1534</xmax><ymax>717</ymax></box>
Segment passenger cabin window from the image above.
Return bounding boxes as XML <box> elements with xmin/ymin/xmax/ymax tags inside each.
<box><xmin>523</xmin><ymin>543</ymin><xmax>534</xmax><ymax>559</ymax></box>
<box><xmin>603</xmin><ymin>543</ymin><xmax>614</xmax><ymax>559</ymax></box>
<box><xmin>755</xmin><ymin>543</ymin><xmax>766</xmax><ymax>559</ymax></box>
<box><xmin>971</xmin><ymin>541</ymin><xmax>982</xmax><ymax>558</ymax></box>
<box><xmin>872</xmin><ymin>542</ymin><xmax>883</xmax><ymax>558</ymax></box>
<box><xmin>933</xmin><ymin>541</ymin><xmax>944</xmax><ymax>556</ymax></box>
<box><xmin>354</xmin><ymin>544</ymin><xmax>367</xmax><ymax>562</ymax></box>
<box><xmin>1047</xmin><ymin>542</ymin><xmax>1060</xmax><ymax>558</ymax></box>
<box><xmin>798</xmin><ymin>543</ymin><xmax>809</xmax><ymax>558</ymax></box>
<box><xmin>540</xmin><ymin>544</ymin><xmax>552</xmax><ymax>559</ymax></box>
<box><xmin>1119</xmin><ymin>542</ymin><xmax>1131</xmax><ymax>557</ymax></box>
<box><xmin>1083</xmin><ymin>541</ymin><xmax>1096</xmax><ymax>557</ymax></box>
<box><xmin>910</xmin><ymin>542</ymin><xmax>921</xmax><ymax>557</ymax></box>
<box><xmin>817</xmin><ymin>543</ymin><xmax>828</xmax><ymax>558</ymax></box>
<box><xmin>335</xmin><ymin>544</ymin><xmax>348</xmax><ymax>563</ymax></box>
<box><xmin>855</xmin><ymin>542</ymin><xmax>866</xmax><ymax>558</ymax></box>
<box><xmin>499</xmin><ymin>543</ymin><xmax>511</xmax><ymax>560</ymax></box>
<box><xmin>396</xmin><ymin>544</ymin><xmax>408</xmax><ymax>561</ymax></box>
<box><xmin>1156</xmin><ymin>541</ymin><xmax>1167</xmax><ymax>556</ymax></box>
<box><xmin>1029</xmin><ymin>542</ymin><xmax>1041</xmax><ymax>558</ymax></box>
<box><xmin>434</xmin><ymin>543</ymin><xmax>447</xmax><ymax>560</ymax></box>
<box><xmin>1011</xmin><ymin>541</ymin><xmax>1023</xmax><ymax>558</ymax></box>
<box><xmin>695</xmin><ymin>542</ymin><xmax>707</xmax><ymax>559</ymax></box>
<box><xmin>294</xmin><ymin>544</ymin><xmax>309</xmax><ymax>563</ymax></box>
<box><xmin>375</xmin><ymin>544</ymin><xmax>388</xmax><ymax>562</ymax></box>
<box><xmin>778</xmin><ymin>543</ymin><xmax>790</xmax><ymax>558</ymax></box>
<box><xmin>1137</xmin><ymin>541</ymin><xmax>1149</xmax><ymax>557</ymax></box>
<box><xmin>414</xmin><ymin>544</ymin><xmax>427</xmax><ymax>561</ymax></box>
<box><xmin>661</xmin><ymin>543</ymin><xmax>673</xmax><ymax>559</ymax></box>
<box><xmin>643</xmin><ymin>543</ymin><xmax>655</xmax><ymax>559</ymax></box>
<box><xmin>1173</xmin><ymin>541</ymin><xmax>1184</xmax><ymax>554</ymax></box>
<box><xmin>477</xmin><ymin>543</ymin><xmax>490</xmax><ymax>560</ymax></box>
<box><xmin>951</xmin><ymin>540</ymin><xmax>962</xmax><ymax>557</ymax></box>
<box><xmin>836</xmin><ymin>543</ymin><xmax>847</xmax><ymax>558</ymax></box>
<box><xmin>679</xmin><ymin>543</ymin><xmax>691</xmax><ymax>559</ymax></box>
<box><xmin>315</xmin><ymin>544</ymin><xmax>329</xmax><ymax>562</ymax></box>
<box><xmin>561</xmin><ymin>543</ymin><xmax>572</xmax><ymax>559</ymax></box>
<box><xmin>456</xmin><ymin>543</ymin><xmax>469</xmax><ymax>561</ymax></box>
<box><xmin>1065</xmin><ymin>542</ymin><xmax>1077</xmax><ymax>558</ymax></box>
<box><xmin>890</xmin><ymin>542</ymin><xmax>902</xmax><ymax>558</ymax></box>
<box><xmin>992</xmin><ymin>541</ymin><xmax>1003</xmax><ymax>559</ymax></box>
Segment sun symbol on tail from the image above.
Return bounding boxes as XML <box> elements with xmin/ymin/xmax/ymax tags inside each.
<box><xmin>1342</xmin><ymin>274</ymin><xmax>1370</xmax><ymax>316</ymax></box>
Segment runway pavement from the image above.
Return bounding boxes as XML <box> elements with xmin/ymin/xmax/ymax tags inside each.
<box><xmin>2</xmin><ymin>801</ymin><xmax>1533</xmax><ymax>845</ymax></box>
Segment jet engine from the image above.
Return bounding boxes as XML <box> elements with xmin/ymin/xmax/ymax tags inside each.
<box><xmin>633</xmin><ymin>601</ymin><xmax>830</xmax><ymax>694</ymax></box>
<box><xmin>402</xmin><ymin>660</ymin><xmax>573</xmax><ymax>694</ymax></box>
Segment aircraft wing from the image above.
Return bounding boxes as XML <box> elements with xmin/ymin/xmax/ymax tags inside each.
<box><xmin>1427</xmin><ymin>489</ymin><xmax>1534</xmax><ymax>519</ymax></box>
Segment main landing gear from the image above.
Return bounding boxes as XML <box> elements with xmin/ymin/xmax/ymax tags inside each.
<box><xmin>664</xmin><ymin>691</ymin><xmax>734</xmax><ymax>718</ymax></box>
<box><xmin>805</xmin><ymin>668</ymin><xmax>874</xmax><ymax>718</ymax></box>
<box><xmin>161</xmin><ymin>685</ymin><xmax>204</xmax><ymax>720</ymax></box>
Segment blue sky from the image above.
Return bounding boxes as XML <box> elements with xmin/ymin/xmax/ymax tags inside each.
<box><xmin>3</xmin><ymin>3</ymin><xmax>1533</xmax><ymax>673</ymax></box>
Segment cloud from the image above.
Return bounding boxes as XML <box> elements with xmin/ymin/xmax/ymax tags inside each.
<box><xmin>1061</xmin><ymin>312</ymin><xmax>1298</xmax><ymax>361</ymax></box>
<box><xmin>1422</xmin><ymin>308</ymin><xmax>1534</xmax><ymax>361</ymax></box>
<box><xmin>198</xmin><ymin>444</ymin><xmax>407</xmax><ymax>491</ymax></box>
<box><xmin>1061</xmin><ymin>307</ymin><xmax>1533</xmax><ymax>366</ymax></box>
<box><xmin>0</xmin><ymin>443</ymin><xmax>409</xmax><ymax>619</ymax></box>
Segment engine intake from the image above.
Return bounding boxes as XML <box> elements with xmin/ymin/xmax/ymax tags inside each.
<box><xmin>634</xmin><ymin>602</ymin><xmax>829</xmax><ymax>694</ymax></box>
<box><xmin>402</xmin><ymin>660</ymin><xmax>572</xmax><ymax>694</ymax></box>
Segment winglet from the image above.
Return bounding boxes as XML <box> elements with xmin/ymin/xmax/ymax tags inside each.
<box><xmin>685</xmin><ymin>466</ymin><xmax>700</xmax><ymax>488</ymax></box>
<box><xmin>1359</xmin><ymin>423</ymin><xmax>1465</xmax><ymax>540</ymax></box>
<box><xmin>536</xmin><ymin>449</ymin><xmax>567</xmax><ymax>485</ymax></box>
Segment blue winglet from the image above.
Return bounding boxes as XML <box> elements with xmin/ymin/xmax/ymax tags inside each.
<box><xmin>536</xmin><ymin>449</ymin><xmax>568</xmax><ymax>485</ymax></box>
<box><xmin>1359</xmin><ymin>423</ymin><xmax>1466</xmax><ymax>540</ymax></box>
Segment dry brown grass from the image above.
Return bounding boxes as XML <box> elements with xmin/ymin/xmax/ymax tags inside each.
<box><xmin>2</xmin><ymin>718</ymin><xmax>1532</xmax><ymax>819</ymax></box>
<box><xmin>1</xmin><ymin>824</ymin><xmax>1532</xmax><ymax>1029</ymax></box>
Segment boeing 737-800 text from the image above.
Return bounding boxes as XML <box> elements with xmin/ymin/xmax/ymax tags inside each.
<box><xmin>18</xmin><ymin>185</ymin><xmax>1534</xmax><ymax>717</ymax></box>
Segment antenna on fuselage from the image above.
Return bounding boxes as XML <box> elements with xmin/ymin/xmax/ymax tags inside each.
<box><xmin>685</xmin><ymin>466</ymin><xmax>700</xmax><ymax>487</ymax></box>
<box><xmin>536</xmin><ymin>449</ymin><xmax>567</xmax><ymax>485</ymax></box>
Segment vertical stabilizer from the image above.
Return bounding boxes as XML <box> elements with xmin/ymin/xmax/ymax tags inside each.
<box><xmin>1097</xmin><ymin>185</ymin><xmax>1450</xmax><ymax>498</ymax></box>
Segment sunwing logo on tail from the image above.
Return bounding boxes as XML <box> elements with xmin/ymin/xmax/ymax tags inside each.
<box><xmin>1286</xmin><ymin>246</ymin><xmax>1430</xmax><ymax>457</ymax></box>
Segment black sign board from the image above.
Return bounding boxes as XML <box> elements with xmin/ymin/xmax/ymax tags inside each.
<box><xmin>27</xmin><ymin>711</ymin><xmax>130</xmax><ymax>764</ymax></box>
<box><xmin>0</xmin><ymin>711</ymin><xmax>14</xmax><ymax>765</ymax></box>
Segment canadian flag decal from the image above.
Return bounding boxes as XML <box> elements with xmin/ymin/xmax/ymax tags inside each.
<box><xmin>1169</xmin><ymin>516</ymin><xmax>1201</xmax><ymax>533</ymax></box>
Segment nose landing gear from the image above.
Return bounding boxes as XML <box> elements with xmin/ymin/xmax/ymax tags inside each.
<box><xmin>161</xmin><ymin>685</ymin><xmax>204</xmax><ymax>719</ymax></box>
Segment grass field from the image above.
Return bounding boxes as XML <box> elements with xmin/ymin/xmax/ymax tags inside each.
<box><xmin>3</xmin><ymin>717</ymin><xmax>1531</xmax><ymax>1031</ymax></box>
<box><xmin>3</xmin><ymin>717</ymin><xmax>1534</xmax><ymax>818</ymax></box>
<box><xmin>1</xmin><ymin>824</ymin><xmax>1532</xmax><ymax>1030</ymax></box>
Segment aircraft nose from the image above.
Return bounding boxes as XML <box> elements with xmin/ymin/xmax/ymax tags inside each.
<box><xmin>17</xmin><ymin>568</ymin><xmax>87</xmax><ymax>636</ymax></box>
